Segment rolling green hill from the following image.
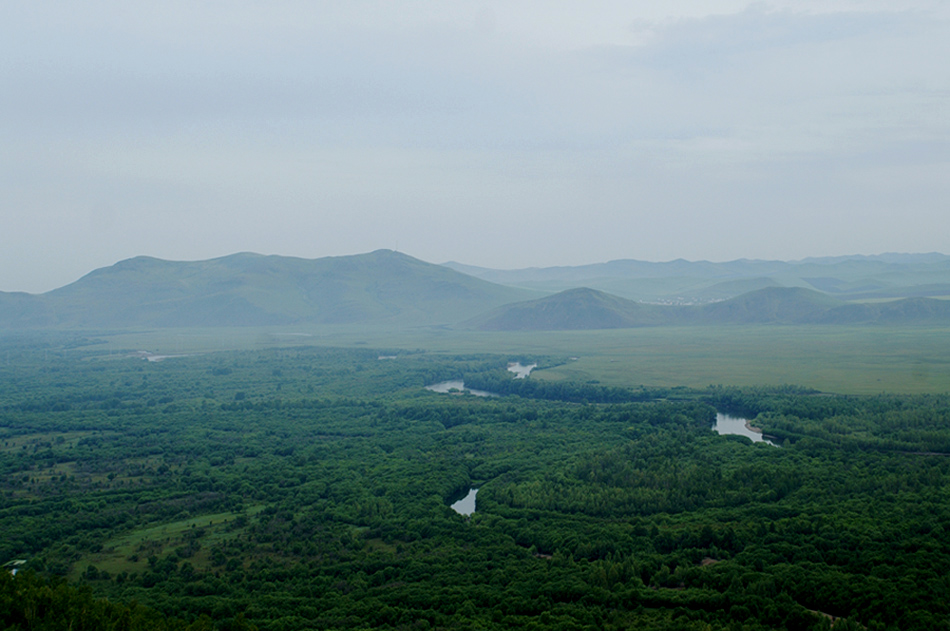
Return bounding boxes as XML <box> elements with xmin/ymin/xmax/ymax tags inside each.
<box><xmin>464</xmin><ymin>285</ymin><xmax>950</xmax><ymax>330</ymax></box>
<box><xmin>0</xmin><ymin>250</ymin><xmax>536</xmax><ymax>329</ymax></box>
<box><xmin>813</xmin><ymin>296</ymin><xmax>950</xmax><ymax>325</ymax></box>
<box><xmin>697</xmin><ymin>286</ymin><xmax>845</xmax><ymax>324</ymax></box>
<box><xmin>463</xmin><ymin>287</ymin><xmax>670</xmax><ymax>330</ymax></box>
<box><xmin>0</xmin><ymin>292</ymin><xmax>55</xmax><ymax>328</ymax></box>
<box><xmin>444</xmin><ymin>253</ymin><xmax>950</xmax><ymax>303</ymax></box>
<box><xmin>4</xmin><ymin>251</ymin><xmax>950</xmax><ymax>331</ymax></box>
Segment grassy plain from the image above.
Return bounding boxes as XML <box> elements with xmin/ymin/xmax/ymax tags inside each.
<box><xmin>84</xmin><ymin>324</ymin><xmax>950</xmax><ymax>395</ymax></box>
<box><xmin>68</xmin><ymin>505</ymin><xmax>267</xmax><ymax>582</ymax></box>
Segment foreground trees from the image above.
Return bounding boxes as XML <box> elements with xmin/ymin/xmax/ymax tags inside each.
<box><xmin>0</xmin><ymin>343</ymin><xmax>948</xmax><ymax>629</ymax></box>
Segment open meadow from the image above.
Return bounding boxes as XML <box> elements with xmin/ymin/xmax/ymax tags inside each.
<box><xmin>92</xmin><ymin>324</ymin><xmax>950</xmax><ymax>395</ymax></box>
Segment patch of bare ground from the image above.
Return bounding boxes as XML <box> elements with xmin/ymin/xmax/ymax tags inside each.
<box><xmin>807</xmin><ymin>609</ymin><xmax>866</xmax><ymax>629</ymax></box>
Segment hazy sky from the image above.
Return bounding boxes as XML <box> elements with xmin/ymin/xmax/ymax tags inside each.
<box><xmin>2</xmin><ymin>1</ymin><xmax>949</xmax><ymax>292</ymax></box>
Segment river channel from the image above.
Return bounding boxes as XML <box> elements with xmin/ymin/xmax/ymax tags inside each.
<box><xmin>443</xmin><ymin>415</ymin><xmax>771</xmax><ymax>517</ymax></box>
<box><xmin>426</xmin><ymin>362</ymin><xmax>537</xmax><ymax>397</ymax></box>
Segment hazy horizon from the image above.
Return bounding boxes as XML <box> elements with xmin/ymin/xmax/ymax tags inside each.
<box><xmin>4</xmin><ymin>248</ymin><xmax>950</xmax><ymax>296</ymax></box>
<box><xmin>3</xmin><ymin>1</ymin><xmax>949</xmax><ymax>293</ymax></box>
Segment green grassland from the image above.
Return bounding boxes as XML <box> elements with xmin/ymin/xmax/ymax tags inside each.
<box><xmin>89</xmin><ymin>324</ymin><xmax>950</xmax><ymax>394</ymax></box>
<box><xmin>71</xmin><ymin>505</ymin><xmax>267</xmax><ymax>582</ymax></box>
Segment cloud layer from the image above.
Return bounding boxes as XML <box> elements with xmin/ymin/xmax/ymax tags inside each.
<box><xmin>2</xmin><ymin>1</ymin><xmax>948</xmax><ymax>291</ymax></box>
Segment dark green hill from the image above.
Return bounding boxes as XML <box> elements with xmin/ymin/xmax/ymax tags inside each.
<box><xmin>464</xmin><ymin>285</ymin><xmax>950</xmax><ymax>330</ymax></box>
<box><xmin>813</xmin><ymin>297</ymin><xmax>950</xmax><ymax>325</ymax></box>
<box><xmin>0</xmin><ymin>292</ymin><xmax>55</xmax><ymax>328</ymax></box>
<box><xmin>465</xmin><ymin>287</ymin><xmax>672</xmax><ymax>330</ymax></box>
<box><xmin>465</xmin><ymin>286</ymin><xmax>841</xmax><ymax>331</ymax></box>
<box><xmin>6</xmin><ymin>253</ymin><xmax>950</xmax><ymax>331</ymax></box>
<box><xmin>696</xmin><ymin>286</ymin><xmax>845</xmax><ymax>324</ymax></box>
<box><xmin>0</xmin><ymin>250</ymin><xmax>536</xmax><ymax>328</ymax></box>
<box><xmin>700</xmin><ymin>287</ymin><xmax>950</xmax><ymax>326</ymax></box>
<box><xmin>444</xmin><ymin>253</ymin><xmax>950</xmax><ymax>303</ymax></box>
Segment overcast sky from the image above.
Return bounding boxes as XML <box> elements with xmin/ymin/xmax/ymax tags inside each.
<box><xmin>2</xmin><ymin>1</ymin><xmax>949</xmax><ymax>292</ymax></box>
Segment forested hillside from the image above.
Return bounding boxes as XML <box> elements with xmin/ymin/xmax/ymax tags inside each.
<box><xmin>1</xmin><ymin>340</ymin><xmax>949</xmax><ymax>630</ymax></box>
<box><xmin>0</xmin><ymin>250</ymin><xmax>535</xmax><ymax>328</ymax></box>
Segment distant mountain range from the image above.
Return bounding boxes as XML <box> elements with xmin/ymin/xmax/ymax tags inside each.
<box><xmin>444</xmin><ymin>253</ymin><xmax>950</xmax><ymax>304</ymax></box>
<box><xmin>2</xmin><ymin>250</ymin><xmax>950</xmax><ymax>330</ymax></box>
<box><xmin>465</xmin><ymin>286</ymin><xmax>950</xmax><ymax>330</ymax></box>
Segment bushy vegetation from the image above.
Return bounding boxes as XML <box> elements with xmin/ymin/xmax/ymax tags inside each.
<box><xmin>1</xmin><ymin>341</ymin><xmax>949</xmax><ymax>630</ymax></box>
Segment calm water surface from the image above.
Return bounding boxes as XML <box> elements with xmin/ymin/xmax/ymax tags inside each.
<box><xmin>450</xmin><ymin>488</ymin><xmax>478</xmax><ymax>516</ymax></box>
<box><xmin>425</xmin><ymin>381</ymin><xmax>497</xmax><ymax>397</ymax></box>
<box><xmin>507</xmin><ymin>362</ymin><xmax>537</xmax><ymax>379</ymax></box>
<box><xmin>714</xmin><ymin>413</ymin><xmax>779</xmax><ymax>447</ymax></box>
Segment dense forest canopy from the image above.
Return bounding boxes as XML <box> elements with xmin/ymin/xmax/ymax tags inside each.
<box><xmin>0</xmin><ymin>339</ymin><xmax>948</xmax><ymax>630</ymax></box>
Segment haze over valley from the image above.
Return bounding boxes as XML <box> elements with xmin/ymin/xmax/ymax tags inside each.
<box><xmin>3</xmin><ymin>249</ymin><xmax>950</xmax><ymax>330</ymax></box>
<box><xmin>3</xmin><ymin>3</ymin><xmax>950</xmax><ymax>630</ymax></box>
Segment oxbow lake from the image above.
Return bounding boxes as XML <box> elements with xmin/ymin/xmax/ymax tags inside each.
<box><xmin>450</xmin><ymin>488</ymin><xmax>478</xmax><ymax>516</ymax></box>
<box><xmin>714</xmin><ymin>413</ymin><xmax>779</xmax><ymax>447</ymax></box>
